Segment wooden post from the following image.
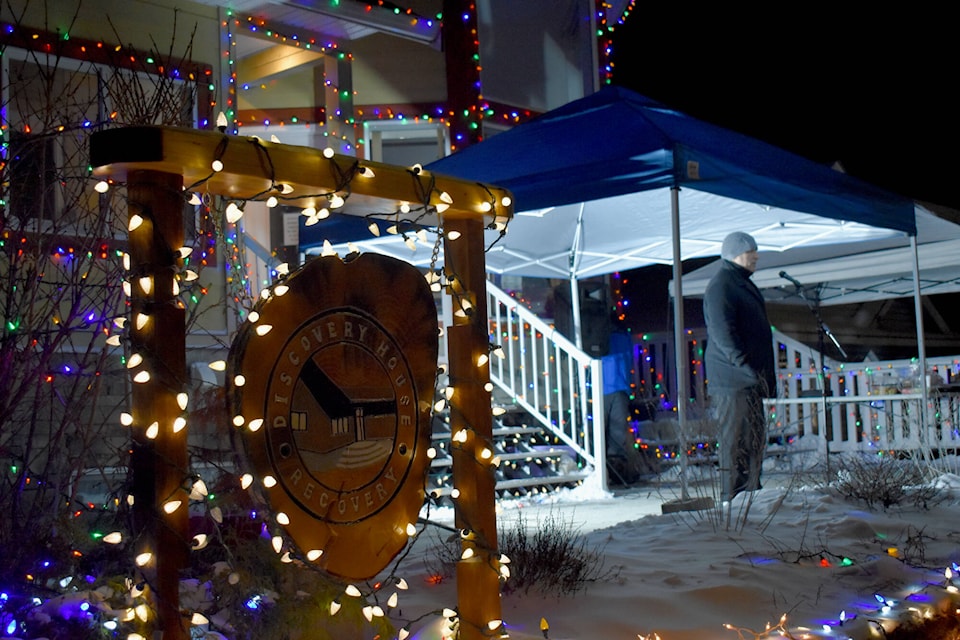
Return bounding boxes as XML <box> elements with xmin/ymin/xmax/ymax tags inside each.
<box><xmin>127</xmin><ymin>169</ymin><xmax>190</xmax><ymax>640</ymax></box>
<box><xmin>445</xmin><ymin>216</ymin><xmax>503</xmax><ymax>639</ymax></box>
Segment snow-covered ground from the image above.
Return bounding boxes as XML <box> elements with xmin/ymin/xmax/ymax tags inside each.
<box><xmin>396</xmin><ymin>467</ymin><xmax>960</xmax><ymax>640</ymax></box>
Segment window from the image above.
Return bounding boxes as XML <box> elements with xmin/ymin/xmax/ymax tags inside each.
<box><xmin>2</xmin><ymin>44</ymin><xmax>204</xmax><ymax>233</ymax></box>
<box><xmin>362</xmin><ymin>120</ymin><xmax>450</xmax><ymax>165</ymax></box>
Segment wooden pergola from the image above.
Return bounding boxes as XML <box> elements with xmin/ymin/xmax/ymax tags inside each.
<box><xmin>91</xmin><ymin>125</ymin><xmax>513</xmax><ymax>640</ymax></box>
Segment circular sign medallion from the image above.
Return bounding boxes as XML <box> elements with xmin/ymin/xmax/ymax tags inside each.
<box><xmin>228</xmin><ymin>253</ymin><xmax>438</xmax><ymax>580</ymax></box>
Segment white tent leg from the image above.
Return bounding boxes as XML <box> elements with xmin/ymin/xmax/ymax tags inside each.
<box><xmin>570</xmin><ymin>275</ymin><xmax>583</xmax><ymax>350</ymax></box>
<box><xmin>567</xmin><ymin>202</ymin><xmax>608</xmax><ymax>489</ymax></box>
<box><xmin>910</xmin><ymin>234</ymin><xmax>930</xmax><ymax>451</ymax></box>
<box><xmin>570</xmin><ymin>202</ymin><xmax>586</xmax><ymax>350</ymax></box>
<box><xmin>670</xmin><ymin>186</ymin><xmax>691</xmax><ymax>500</ymax></box>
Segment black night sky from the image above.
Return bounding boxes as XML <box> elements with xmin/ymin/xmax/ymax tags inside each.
<box><xmin>611</xmin><ymin>6</ymin><xmax>959</xmax><ymax>210</ymax></box>
<box><xmin>604</xmin><ymin>8</ymin><xmax>959</xmax><ymax>340</ymax></box>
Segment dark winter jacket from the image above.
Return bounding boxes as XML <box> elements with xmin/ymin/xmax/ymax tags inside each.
<box><xmin>703</xmin><ymin>259</ymin><xmax>776</xmax><ymax>397</ymax></box>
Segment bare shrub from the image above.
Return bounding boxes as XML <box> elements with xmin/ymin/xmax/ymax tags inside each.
<box><xmin>421</xmin><ymin>528</ymin><xmax>459</xmax><ymax>583</ymax></box>
<box><xmin>883</xmin><ymin>608</ymin><xmax>960</xmax><ymax>639</ymax></box>
<box><xmin>423</xmin><ymin>510</ymin><xmax>621</xmax><ymax>598</ymax></box>
<box><xmin>497</xmin><ymin>511</ymin><xmax>621</xmax><ymax>597</ymax></box>
<box><xmin>0</xmin><ymin>8</ymin><xmax>204</xmax><ymax>580</ymax></box>
<box><xmin>829</xmin><ymin>453</ymin><xmax>943</xmax><ymax>510</ymax></box>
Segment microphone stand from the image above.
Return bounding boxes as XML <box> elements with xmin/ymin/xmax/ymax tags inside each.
<box><xmin>782</xmin><ymin>275</ymin><xmax>847</xmax><ymax>472</ymax></box>
<box><xmin>800</xmin><ymin>286</ymin><xmax>847</xmax><ymax>361</ymax></box>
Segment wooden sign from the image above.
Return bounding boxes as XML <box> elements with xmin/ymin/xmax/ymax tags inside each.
<box><xmin>227</xmin><ymin>253</ymin><xmax>438</xmax><ymax>580</ymax></box>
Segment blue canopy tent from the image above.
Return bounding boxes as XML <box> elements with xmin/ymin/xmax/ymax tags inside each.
<box><xmin>300</xmin><ymin>86</ymin><xmax>929</xmax><ymax>487</ymax></box>
<box><xmin>427</xmin><ymin>85</ymin><xmax>914</xmax><ymax>233</ymax></box>
<box><xmin>303</xmin><ymin>86</ymin><xmax>917</xmax><ymax>279</ymax></box>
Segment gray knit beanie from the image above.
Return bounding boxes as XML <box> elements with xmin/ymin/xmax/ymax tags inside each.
<box><xmin>720</xmin><ymin>231</ymin><xmax>757</xmax><ymax>261</ymax></box>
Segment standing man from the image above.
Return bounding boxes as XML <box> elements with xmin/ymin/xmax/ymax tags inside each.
<box><xmin>703</xmin><ymin>232</ymin><xmax>776</xmax><ymax>505</ymax></box>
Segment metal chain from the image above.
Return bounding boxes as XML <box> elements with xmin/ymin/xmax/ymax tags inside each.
<box><xmin>429</xmin><ymin>216</ymin><xmax>443</xmax><ymax>276</ymax></box>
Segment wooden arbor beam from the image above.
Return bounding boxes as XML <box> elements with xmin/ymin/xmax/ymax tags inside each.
<box><xmin>90</xmin><ymin>125</ymin><xmax>512</xmax><ymax>640</ymax></box>
<box><xmin>90</xmin><ymin>126</ymin><xmax>508</xmax><ymax>219</ymax></box>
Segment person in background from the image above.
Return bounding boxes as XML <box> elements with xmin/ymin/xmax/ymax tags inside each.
<box><xmin>602</xmin><ymin>313</ymin><xmax>640</xmax><ymax>483</ymax></box>
<box><xmin>703</xmin><ymin>231</ymin><xmax>776</xmax><ymax>505</ymax></box>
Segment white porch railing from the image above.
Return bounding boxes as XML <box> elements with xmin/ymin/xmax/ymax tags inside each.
<box><xmin>771</xmin><ymin>354</ymin><xmax>960</xmax><ymax>456</ymax></box>
<box><xmin>637</xmin><ymin>328</ymin><xmax>960</xmax><ymax>458</ymax></box>
<box><xmin>486</xmin><ymin>281</ymin><xmax>606</xmax><ymax>484</ymax></box>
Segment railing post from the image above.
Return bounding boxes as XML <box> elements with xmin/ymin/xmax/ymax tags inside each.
<box><xmin>589</xmin><ymin>359</ymin><xmax>608</xmax><ymax>492</ymax></box>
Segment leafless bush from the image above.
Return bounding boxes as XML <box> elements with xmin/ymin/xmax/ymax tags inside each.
<box><xmin>424</xmin><ymin>510</ymin><xmax>621</xmax><ymax>598</ymax></box>
<box><xmin>421</xmin><ymin>528</ymin><xmax>459</xmax><ymax>583</ymax></box>
<box><xmin>829</xmin><ymin>453</ymin><xmax>943</xmax><ymax>510</ymax></box>
<box><xmin>497</xmin><ymin>511</ymin><xmax>620</xmax><ymax>597</ymax></box>
<box><xmin>0</xmin><ymin>0</ymin><xmax>216</xmax><ymax>612</ymax></box>
<box><xmin>499</xmin><ymin>513</ymin><xmax>619</xmax><ymax>596</ymax></box>
<box><xmin>883</xmin><ymin>607</ymin><xmax>960</xmax><ymax>639</ymax></box>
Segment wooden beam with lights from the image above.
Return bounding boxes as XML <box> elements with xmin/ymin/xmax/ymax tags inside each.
<box><xmin>90</xmin><ymin>125</ymin><xmax>508</xmax><ymax>222</ymax></box>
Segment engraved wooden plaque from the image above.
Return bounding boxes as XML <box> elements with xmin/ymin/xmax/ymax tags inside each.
<box><xmin>227</xmin><ymin>253</ymin><xmax>438</xmax><ymax>580</ymax></box>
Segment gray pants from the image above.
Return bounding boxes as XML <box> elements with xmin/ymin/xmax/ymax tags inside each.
<box><xmin>713</xmin><ymin>386</ymin><xmax>766</xmax><ymax>502</ymax></box>
<box><xmin>604</xmin><ymin>390</ymin><xmax>631</xmax><ymax>456</ymax></box>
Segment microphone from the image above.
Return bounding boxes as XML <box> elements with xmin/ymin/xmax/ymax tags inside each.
<box><xmin>779</xmin><ymin>270</ymin><xmax>803</xmax><ymax>289</ymax></box>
